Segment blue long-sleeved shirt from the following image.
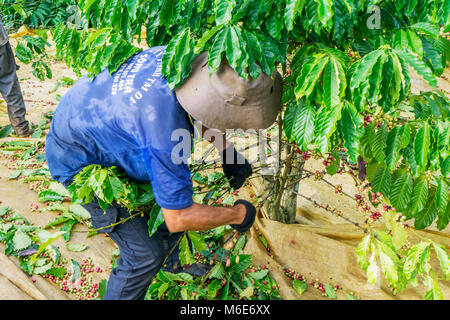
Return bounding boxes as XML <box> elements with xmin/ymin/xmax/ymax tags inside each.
<box><xmin>46</xmin><ymin>47</ymin><xmax>195</xmax><ymax>210</ymax></box>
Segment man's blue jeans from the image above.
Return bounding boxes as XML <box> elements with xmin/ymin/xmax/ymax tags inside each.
<box><xmin>69</xmin><ymin>183</ymin><xmax>184</xmax><ymax>300</ymax></box>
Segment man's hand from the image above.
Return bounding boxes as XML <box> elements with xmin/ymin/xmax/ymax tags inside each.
<box><xmin>230</xmin><ymin>200</ymin><xmax>256</xmax><ymax>233</ymax></box>
<box><xmin>221</xmin><ymin>145</ymin><xmax>252</xmax><ymax>189</ymax></box>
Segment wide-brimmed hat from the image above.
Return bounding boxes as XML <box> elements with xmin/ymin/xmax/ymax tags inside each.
<box><xmin>175</xmin><ymin>52</ymin><xmax>283</xmax><ymax>132</ymax></box>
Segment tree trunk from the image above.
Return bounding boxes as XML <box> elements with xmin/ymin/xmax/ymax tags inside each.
<box><xmin>269</xmin><ymin>152</ymin><xmax>305</xmax><ymax>224</ymax></box>
<box><xmin>278</xmin><ymin>157</ymin><xmax>305</xmax><ymax>224</ymax></box>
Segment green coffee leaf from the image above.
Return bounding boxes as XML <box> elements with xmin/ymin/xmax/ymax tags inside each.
<box><xmin>66</xmin><ymin>243</ymin><xmax>88</xmax><ymax>252</ymax></box>
<box><xmin>290</xmin><ymin>103</ymin><xmax>317</xmax><ymax>150</ymax></box>
<box><xmin>295</xmin><ymin>53</ymin><xmax>329</xmax><ymax>100</ymax></box>
<box><xmin>239</xmin><ymin>284</ymin><xmax>254</xmax><ymax>299</ymax></box>
<box><xmin>8</xmin><ymin>171</ymin><xmax>22</xmax><ymax>180</ymax></box>
<box><xmin>415</xmin><ymin>198</ymin><xmax>438</xmax><ymax>229</ymax></box>
<box><xmin>378</xmin><ymin>249</ymin><xmax>398</xmax><ymax>287</ymax></box>
<box><xmin>395</xmin><ymin>49</ymin><xmax>437</xmax><ymax>87</ymax></box>
<box><xmin>324</xmin><ymin>283</ymin><xmax>336</xmax><ymax>299</ymax></box>
<box><xmin>366</xmin><ymin>249</ymin><xmax>379</xmax><ymax>285</ymax></box>
<box><xmin>0</xmin><ymin>125</ymin><xmax>13</xmax><ymax>138</ymax></box>
<box><xmin>390</xmin><ymin>172</ymin><xmax>413</xmax><ymax>211</ymax></box>
<box><xmin>315</xmin><ymin>104</ymin><xmax>343</xmax><ymax>154</ymax></box>
<box><xmin>187</xmin><ymin>231</ymin><xmax>207</xmax><ymax>253</ymax></box>
<box><xmin>346</xmin><ymin>293</ymin><xmax>359</xmax><ymax>300</ymax></box>
<box><xmin>372</xmin><ymin>124</ymin><xmax>388</xmax><ymax>163</ymax></box>
<box><xmin>13</xmin><ymin>230</ymin><xmax>32</xmax><ymax>251</ymax></box>
<box><xmin>404</xmin><ymin>242</ymin><xmax>431</xmax><ymax>280</ymax></box>
<box><xmin>209</xmin><ymin>262</ymin><xmax>226</xmax><ymax>280</ymax></box>
<box><xmin>323</xmin><ymin>56</ymin><xmax>346</xmax><ymax>108</ymax></box>
<box><xmin>350</xmin><ymin>49</ymin><xmax>385</xmax><ymax>91</ymax></box>
<box><xmin>292</xmin><ymin>278</ymin><xmax>307</xmax><ymax>295</ymax></box>
<box><xmin>214</xmin><ymin>0</ymin><xmax>233</xmax><ymax>25</ymax></box>
<box><xmin>179</xmin><ymin>234</ymin><xmax>193</xmax><ymax>266</ymax></box>
<box><xmin>414</xmin><ymin>122</ymin><xmax>431</xmax><ymax>170</ymax></box>
<box><xmin>284</xmin><ymin>0</ymin><xmax>306</xmax><ymax>31</ymax></box>
<box><xmin>69</xmin><ymin>204</ymin><xmax>91</xmax><ymax>220</ymax></box>
<box><xmin>410</xmin><ymin>22</ymin><xmax>440</xmax><ymax>38</ymax></box>
<box><xmin>424</xmin><ymin>276</ymin><xmax>444</xmax><ymax>300</ymax></box>
<box><xmin>45</xmin><ymin>267</ymin><xmax>67</xmax><ymax>279</ymax></box>
<box><xmin>98</xmin><ymin>279</ymin><xmax>108</xmax><ymax>300</ymax></box>
<box><xmin>432</xmin><ymin>242</ymin><xmax>449</xmax><ymax>280</ymax></box>
<box><xmin>356</xmin><ymin>234</ymin><xmax>371</xmax><ymax>271</ymax></box>
<box><xmin>148</xmin><ymin>204</ymin><xmax>164</xmax><ymax>238</ymax></box>
<box><xmin>71</xmin><ymin>259</ymin><xmax>81</xmax><ymax>282</ymax></box>
<box><xmin>371</xmin><ymin>165</ymin><xmax>392</xmax><ymax>197</ymax></box>
<box><xmin>194</xmin><ymin>24</ymin><xmax>224</xmax><ymax>54</ymax></box>
<box><xmin>435</xmin><ymin>177</ymin><xmax>448</xmax><ymax>213</ymax></box>
<box><xmin>248</xmin><ymin>269</ymin><xmax>269</xmax><ymax>281</ymax></box>
<box><xmin>38</xmin><ymin>190</ymin><xmax>65</xmax><ymax>202</ymax></box>
<box><xmin>409</xmin><ymin>178</ymin><xmax>429</xmax><ymax>216</ymax></box>
<box><xmin>208</xmin><ymin>27</ymin><xmax>228</xmax><ymax>74</ymax></box>
<box><xmin>340</xmin><ymin>102</ymin><xmax>364</xmax><ymax>162</ymax></box>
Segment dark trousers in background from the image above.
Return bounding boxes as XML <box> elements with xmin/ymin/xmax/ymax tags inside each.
<box><xmin>82</xmin><ymin>199</ymin><xmax>184</xmax><ymax>300</ymax></box>
<box><xmin>0</xmin><ymin>42</ymin><xmax>29</xmax><ymax>134</ymax></box>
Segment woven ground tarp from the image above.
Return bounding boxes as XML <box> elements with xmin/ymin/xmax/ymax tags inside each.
<box><xmin>1</xmin><ymin>160</ymin><xmax>448</xmax><ymax>300</ymax></box>
<box><xmin>0</xmin><ymin>167</ymin><xmax>115</xmax><ymax>300</ymax></box>
<box><xmin>243</xmin><ymin>158</ymin><xmax>450</xmax><ymax>300</ymax></box>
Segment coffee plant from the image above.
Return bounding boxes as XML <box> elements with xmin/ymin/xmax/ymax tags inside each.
<box><xmin>16</xmin><ymin>0</ymin><xmax>450</xmax><ymax>299</ymax></box>
<box><xmin>0</xmin><ymin>0</ymin><xmax>76</xmax><ymax>29</ymax></box>
<box><xmin>15</xmin><ymin>34</ymin><xmax>53</xmax><ymax>80</ymax></box>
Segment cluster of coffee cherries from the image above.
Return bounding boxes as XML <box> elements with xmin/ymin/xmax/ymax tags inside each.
<box><xmin>295</xmin><ymin>149</ymin><xmax>312</xmax><ymax>161</ymax></box>
<box><xmin>368</xmin><ymin>211</ymin><xmax>382</xmax><ymax>222</ymax></box>
<box><xmin>314</xmin><ymin>170</ymin><xmax>324</xmax><ymax>181</ymax></box>
<box><xmin>370</xmin><ymin>191</ymin><xmax>383</xmax><ymax>205</ymax></box>
<box><xmin>42</xmin><ymin>257</ymin><xmax>104</xmax><ymax>300</ymax></box>
<box><xmin>355</xmin><ymin>193</ymin><xmax>382</xmax><ymax>222</ymax></box>
<box><xmin>370</xmin><ymin>108</ymin><xmax>384</xmax><ymax>127</ymax></box>
<box><xmin>363</xmin><ymin>114</ymin><xmax>373</xmax><ymax>128</ymax></box>
<box><xmin>425</xmin><ymin>170</ymin><xmax>434</xmax><ymax>182</ymax></box>
<box><xmin>0</xmin><ymin>206</ymin><xmax>26</xmax><ymax>225</ymax></box>
<box><xmin>322</xmin><ymin>154</ymin><xmax>337</xmax><ymax>167</ymax></box>
<box><xmin>370</xmin><ymin>109</ymin><xmax>397</xmax><ymax>130</ymax></box>
<box><xmin>334</xmin><ymin>184</ymin><xmax>343</xmax><ymax>194</ymax></box>
<box><xmin>311</xmin><ymin>200</ymin><xmax>343</xmax><ymax>217</ymax></box>
<box><xmin>30</xmin><ymin>203</ymin><xmax>40</xmax><ymax>212</ymax></box>
<box><xmin>312</xmin><ymin>279</ymin><xmax>340</xmax><ymax>297</ymax></box>
<box><xmin>399</xmin><ymin>239</ymin><xmax>412</xmax><ymax>251</ymax></box>
<box><xmin>0</xmin><ymin>154</ymin><xmax>22</xmax><ymax>170</ymax></box>
<box><xmin>311</xmin><ymin>150</ymin><xmax>322</xmax><ymax>160</ymax></box>
<box><xmin>28</xmin><ymin>180</ymin><xmax>49</xmax><ymax>193</ymax></box>
<box><xmin>394</xmin><ymin>212</ymin><xmax>408</xmax><ymax>229</ymax></box>
<box><xmin>384</xmin><ymin>114</ymin><xmax>396</xmax><ymax>130</ymax></box>
<box><xmin>283</xmin><ymin>267</ymin><xmax>306</xmax><ymax>283</ymax></box>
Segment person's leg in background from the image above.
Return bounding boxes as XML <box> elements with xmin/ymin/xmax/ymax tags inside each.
<box><xmin>0</xmin><ymin>42</ymin><xmax>32</xmax><ymax>137</ymax></box>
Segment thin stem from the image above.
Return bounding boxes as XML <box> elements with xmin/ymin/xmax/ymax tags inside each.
<box><xmin>291</xmin><ymin>190</ymin><xmax>370</xmax><ymax>234</ymax></box>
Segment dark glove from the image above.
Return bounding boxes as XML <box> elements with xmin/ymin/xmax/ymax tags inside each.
<box><xmin>231</xmin><ymin>200</ymin><xmax>256</xmax><ymax>233</ymax></box>
<box><xmin>221</xmin><ymin>145</ymin><xmax>252</xmax><ymax>189</ymax></box>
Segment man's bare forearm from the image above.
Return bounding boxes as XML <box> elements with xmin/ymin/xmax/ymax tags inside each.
<box><xmin>162</xmin><ymin>203</ymin><xmax>246</xmax><ymax>233</ymax></box>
